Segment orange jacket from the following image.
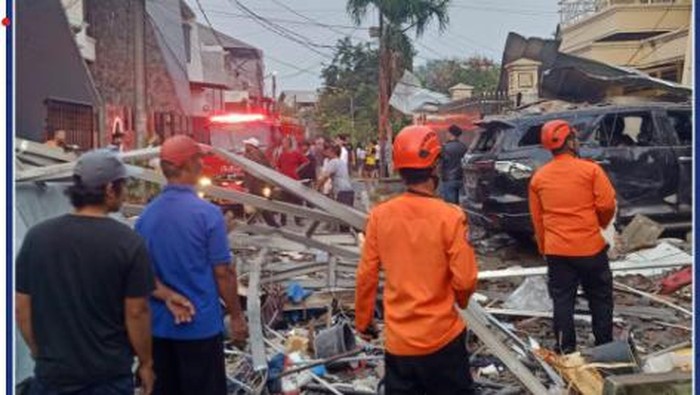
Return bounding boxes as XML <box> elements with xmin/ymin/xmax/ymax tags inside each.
<box><xmin>529</xmin><ymin>154</ymin><xmax>616</xmax><ymax>257</ymax></box>
<box><xmin>355</xmin><ymin>192</ymin><xmax>478</xmax><ymax>356</ymax></box>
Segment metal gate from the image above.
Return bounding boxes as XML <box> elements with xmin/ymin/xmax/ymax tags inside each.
<box><xmin>45</xmin><ymin>98</ymin><xmax>95</xmax><ymax>149</ymax></box>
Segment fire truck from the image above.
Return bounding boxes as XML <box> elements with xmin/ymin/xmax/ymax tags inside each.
<box><xmin>193</xmin><ymin>110</ymin><xmax>305</xmax><ymax>216</ymax></box>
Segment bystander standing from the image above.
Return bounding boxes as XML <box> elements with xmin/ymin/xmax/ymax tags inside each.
<box><xmin>16</xmin><ymin>149</ymin><xmax>156</xmax><ymax>395</ymax></box>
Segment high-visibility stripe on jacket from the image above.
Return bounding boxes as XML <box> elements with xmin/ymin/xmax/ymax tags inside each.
<box><xmin>529</xmin><ymin>154</ymin><xmax>616</xmax><ymax>257</ymax></box>
<box><xmin>355</xmin><ymin>192</ymin><xmax>478</xmax><ymax>356</ymax></box>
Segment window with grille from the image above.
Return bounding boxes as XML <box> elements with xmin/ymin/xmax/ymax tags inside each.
<box><xmin>45</xmin><ymin>98</ymin><xmax>95</xmax><ymax>149</ymax></box>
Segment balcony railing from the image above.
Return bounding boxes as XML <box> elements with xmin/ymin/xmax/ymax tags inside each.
<box><xmin>560</xmin><ymin>0</ymin><xmax>689</xmax><ymax>26</ymax></box>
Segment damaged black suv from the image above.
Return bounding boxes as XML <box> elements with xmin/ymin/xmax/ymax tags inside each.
<box><xmin>462</xmin><ymin>102</ymin><xmax>692</xmax><ymax>238</ymax></box>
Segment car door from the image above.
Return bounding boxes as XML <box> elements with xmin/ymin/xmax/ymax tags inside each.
<box><xmin>658</xmin><ymin>108</ymin><xmax>692</xmax><ymax>210</ymax></box>
<box><xmin>580</xmin><ymin>110</ymin><xmax>672</xmax><ymax>212</ymax></box>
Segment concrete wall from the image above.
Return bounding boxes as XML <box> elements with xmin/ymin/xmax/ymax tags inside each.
<box><xmin>559</xmin><ymin>3</ymin><xmax>691</xmax><ymax>84</ymax></box>
<box><xmin>560</xmin><ymin>4</ymin><xmax>691</xmax><ymax>53</ymax></box>
<box><xmin>85</xmin><ymin>0</ymin><xmax>187</xmax><ymax>146</ymax></box>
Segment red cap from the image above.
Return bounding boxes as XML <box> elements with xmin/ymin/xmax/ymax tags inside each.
<box><xmin>160</xmin><ymin>135</ymin><xmax>209</xmax><ymax>166</ymax></box>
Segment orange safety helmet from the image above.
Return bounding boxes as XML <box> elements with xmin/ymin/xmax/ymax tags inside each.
<box><xmin>541</xmin><ymin>119</ymin><xmax>574</xmax><ymax>151</ymax></box>
<box><xmin>393</xmin><ymin>125</ymin><xmax>441</xmax><ymax>170</ymax></box>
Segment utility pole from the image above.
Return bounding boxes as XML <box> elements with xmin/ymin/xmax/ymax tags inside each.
<box><xmin>134</xmin><ymin>0</ymin><xmax>147</xmax><ymax>148</ymax></box>
<box><xmin>377</xmin><ymin>9</ymin><xmax>388</xmax><ymax>177</ymax></box>
<box><xmin>272</xmin><ymin>71</ymin><xmax>277</xmax><ymax>101</ymax></box>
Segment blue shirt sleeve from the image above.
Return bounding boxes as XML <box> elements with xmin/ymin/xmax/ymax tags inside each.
<box><xmin>206</xmin><ymin>207</ymin><xmax>232</xmax><ymax>267</ymax></box>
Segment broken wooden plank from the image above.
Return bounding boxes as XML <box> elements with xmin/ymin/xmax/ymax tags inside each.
<box><xmin>211</xmin><ymin>148</ymin><xmax>367</xmax><ymax>229</ymax></box>
<box><xmin>246</xmin><ymin>250</ymin><xmax>267</xmax><ymax>371</ymax></box>
<box><xmin>612</xmin><ymin>281</ymin><xmax>692</xmax><ymax>317</ymax></box>
<box><xmin>462</xmin><ymin>301</ymin><xmax>550</xmax><ymax>395</ymax></box>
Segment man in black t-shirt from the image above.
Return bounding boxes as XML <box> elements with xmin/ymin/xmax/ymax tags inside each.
<box><xmin>440</xmin><ymin>125</ymin><xmax>468</xmax><ymax>204</ymax></box>
<box><xmin>15</xmin><ymin>149</ymin><xmax>156</xmax><ymax>394</ymax></box>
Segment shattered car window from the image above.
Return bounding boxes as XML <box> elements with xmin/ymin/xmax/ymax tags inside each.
<box><xmin>472</xmin><ymin>127</ymin><xmax>503</xmax><ymax>152</ymax></box>
<box><xmin>518</xmin><ymin>117</ymin><xmax>593</xmax><ymax>147</ymax></box>
<box><xmin>667</xmin><ymin>110</ymin><xmax>692</xmax><ymax>145</ymax></box>
<box><xmin>594</xmin><ymin>112</ymin><xmax>655</xmax><ymax>147</ymax></box>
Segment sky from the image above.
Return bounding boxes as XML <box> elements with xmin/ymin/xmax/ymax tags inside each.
<box><xmin>189</xmin><ymin>0</ymin><xmax>561</xmax><ymax>94</ymax></box>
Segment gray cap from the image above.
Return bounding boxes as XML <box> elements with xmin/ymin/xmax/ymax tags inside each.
<box><xmin>74</xmin><ymin>149</ymin><xmax>129</xmax><ymax>188</ymax></box>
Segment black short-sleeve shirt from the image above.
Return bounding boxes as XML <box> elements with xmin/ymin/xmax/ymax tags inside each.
<box><xmin>16</xmin><ymin>215</ymin><xmax>155</xmax><ymax>392</ymax></box>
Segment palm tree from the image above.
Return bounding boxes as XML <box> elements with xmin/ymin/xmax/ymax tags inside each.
<box><xmin>346</xmin><ymin>0</ymin><xmax>451</xmax><ymax>175</ymax></box>
<box><xmin>347</xmin><ymin>0</ymin><xmax>450</xmax><ymax>37</ymax></box>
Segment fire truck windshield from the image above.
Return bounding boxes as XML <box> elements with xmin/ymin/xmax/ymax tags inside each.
<box><xmin>208</xmin><ymin>120</ymin><xmax>273</xmax><ymax>152</ymax></box>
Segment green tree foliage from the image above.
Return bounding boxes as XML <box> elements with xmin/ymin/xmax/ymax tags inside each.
<box><xmin>416</xmin><ymin>56</ymin><xmax>501</xmax><ymax>95</ymax></box>
<box><xmin>316</xmin><ymin>38</ymin><xmax>380</xmax><ymax>144</ymax></box>
<box><xmin>347</xmin><ymin>0</ymin><xmax>448</xmax><ymax>146</ymax></box>
<box><xmin>347</xmin><ymin>0</ymin><xmax>450</xmax><ymax>37</ymax></box>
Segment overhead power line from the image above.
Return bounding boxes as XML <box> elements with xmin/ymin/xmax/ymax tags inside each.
<box><xmin>269</xmin><ymin>0</ymin><xmax>356</xmax><ymax>37</ymax></box>
<box><xmin>449</xmin><ymin>3</ymin><xmax>559</xmax><ymax>17</ymax></box>
<box><xmin>228</xmin><ymin>0</ymin><xmax>335</xmax><ymax>58</ymax></box>
<box><xmin>205</xmin><ymin>8</ymin><xmax>369</xmax><ymax>31</ymax></box>
<box><xmin>194</xmin><ymin>0</ymin><xmax>228</xmax><ymax>49</ymax></box>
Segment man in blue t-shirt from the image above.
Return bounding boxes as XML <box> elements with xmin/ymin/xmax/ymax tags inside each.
<box><xmin>136</xmin><ymin>135</ymin><xmax>248</xmax><ymax>395</ymax></box>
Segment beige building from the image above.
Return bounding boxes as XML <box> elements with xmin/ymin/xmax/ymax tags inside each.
<box><xmin>558</xmin><ymin>0</ymin><xmax>693</xmax><ymax>86</ymax></box>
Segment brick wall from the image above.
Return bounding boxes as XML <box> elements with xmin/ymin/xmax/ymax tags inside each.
<box><xmin>85</xmin><ymin>0</ymin><xmax>187</xmax><ymax>146</ymax></box>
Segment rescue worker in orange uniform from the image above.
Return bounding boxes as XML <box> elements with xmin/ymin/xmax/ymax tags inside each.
<box><xmin>529</xmin><ymin>119</ymin><xmax>617</xmax><ymax>354</ymax></box>
<box><xmin>355</xmin><ymin>125</ymin><xmax>478</xmax><ymax>395</ymax></box>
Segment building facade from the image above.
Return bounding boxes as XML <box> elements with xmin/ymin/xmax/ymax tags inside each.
<box><xmin>17</xmin><ymin>0</ymin><xmax>101</xmax><ymax>149</ymax></box>
<box><xmin>558</xmin><ymin>0</ymin><xmax>692</xmax><ymax>85</ymax></box>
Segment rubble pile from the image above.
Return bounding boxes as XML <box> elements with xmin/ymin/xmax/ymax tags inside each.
<box><xmin>15</xmin><ymin>140</ymin><xmax>693</xmax><ymax>395</ymax></box>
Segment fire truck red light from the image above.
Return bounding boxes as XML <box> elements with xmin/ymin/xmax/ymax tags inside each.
<box><xmin>1</xmin><ymin>17</ymin><xmax>10</xmax><ymax>27</ymax></box>
<box><xmin>209</xmin><ymin>113</ymin><xmax>266</xmax><ymax>123</ymax></box>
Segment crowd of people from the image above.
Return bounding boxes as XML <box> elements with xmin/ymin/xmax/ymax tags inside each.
<box><xmin>241</xmin><ymin>134</ymin><xmax>357</xmax><ymax>217</ymax></box>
